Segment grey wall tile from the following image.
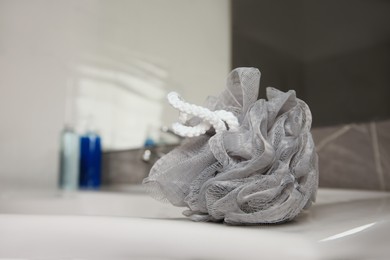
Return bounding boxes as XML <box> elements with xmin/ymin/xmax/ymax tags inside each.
<box><xmin>102</xmin><ymin>145</ymin><xmax>177</xmax><ymax>185</ymax></box>
<box><xmin>102</xmin><ymin>149</ymin><xmax>151</xmax><ymax>185</ymax></box>
<box><xmin>312</xmin><ymin>122</ymin><xmax>386</xmax><ymax>191</ymax></box>
<box><xmin>376</xmin><ymin>120</ymin><xmax>390</xmax><ymax>190</ymax></box>
<box><xmin>312</xmin><ymin>125</ymin><xmax>343</xmax><ymax>146</ymax></box>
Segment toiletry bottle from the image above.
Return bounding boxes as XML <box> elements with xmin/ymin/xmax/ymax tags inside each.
<box><xmin>79</xmin><ymin>129</ymin><xmax>102</xmax><ymax>189</ymax></box>
<box><xmin>59</xmin><ymin>126</ymin><xmax>80</xmax><ymax>190</ymax></box>
<box><xmin>59</xmin><ymin>79</ymin><xmax>80</xmax><ymax>190</ymax></box>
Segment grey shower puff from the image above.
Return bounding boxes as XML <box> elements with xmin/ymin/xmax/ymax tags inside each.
<box><xmin>143</xmin><ymin>67</ymin><xmax>319</xmax><ymax>224</ymax></box>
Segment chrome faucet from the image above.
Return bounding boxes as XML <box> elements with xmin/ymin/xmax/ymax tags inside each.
<box><xmin>141</xmin><ymin>126</ymin><xmax>182</xmax><ymax>164</ymax></box>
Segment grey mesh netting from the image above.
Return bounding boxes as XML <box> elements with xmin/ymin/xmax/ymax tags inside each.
<box><xmin>143</xmin><ymin>67</ymin><xmax>319</xmax><ymax>224</ymax></box>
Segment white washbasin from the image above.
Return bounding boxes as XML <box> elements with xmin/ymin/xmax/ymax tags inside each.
<box><xmin>0</xmin><ymin>187</ymin><xmax>389</xmax><ymax>259</ymax></box>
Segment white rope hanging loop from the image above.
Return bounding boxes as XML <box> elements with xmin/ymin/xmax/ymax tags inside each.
<box><xmin>167</xmin><ymin>92</ymin><xmax>239</xmax><ymax>137</ymax></box>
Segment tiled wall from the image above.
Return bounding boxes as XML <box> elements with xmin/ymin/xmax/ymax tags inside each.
<box><xmin>312</xmin><ymin>119</ymin><xmax>390</xmax><ymax>191</ymax></box>
<box><xmin>103</xmin><ymin>120</ymin><xmax>390</xmax><ymax>191</ymax></box>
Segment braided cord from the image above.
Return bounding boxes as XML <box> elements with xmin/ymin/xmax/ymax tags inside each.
<box><xmin>167</xmin><ymin>92</ymin><xmax>239</xmax><ymax>137</ymax></box>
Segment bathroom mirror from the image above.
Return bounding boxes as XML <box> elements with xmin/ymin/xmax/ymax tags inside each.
<box><xmin>61</xmin><ymin>0</ymin><xmax>232</xmax><ymax>150</ymax></box>
<box><xmin>0</xmin><ymin>0</ymin><xmax>230</xmax><ymax>189</ymax></box>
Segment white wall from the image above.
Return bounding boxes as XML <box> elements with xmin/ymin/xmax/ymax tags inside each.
<box><xmin>0</xmin><ymin>0</ymin><xmax>231</xmax><ymax>189</ymax></box>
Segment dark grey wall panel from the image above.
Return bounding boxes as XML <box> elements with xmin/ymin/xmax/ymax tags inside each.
<box><xmin>232</xmin><ymin>0</ymin><xmax>390</xmax><ymax>127</ymax></box>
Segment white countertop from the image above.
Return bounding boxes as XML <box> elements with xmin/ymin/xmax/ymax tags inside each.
<box><xmin>0</xmin><ymin>188</ymin><xmax>389</xmax><ymax>260</ymax></box>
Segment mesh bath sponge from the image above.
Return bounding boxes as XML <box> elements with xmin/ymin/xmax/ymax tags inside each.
<box><xmin>143</xmin><ymin>67</ymin><xmax>319</xmax><ymax>224</ymax></box>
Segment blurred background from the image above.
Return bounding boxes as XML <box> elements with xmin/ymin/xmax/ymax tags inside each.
<box><xmin>0</xmin><ymin>0</ymin><xmax>389</xmax><ymax>191</ymax></box>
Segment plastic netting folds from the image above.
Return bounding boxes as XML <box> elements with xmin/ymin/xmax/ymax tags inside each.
<box><xmin>143</xmin><ymin>67</ymin><xmax>319</xmax><ymax>224</ymax></box>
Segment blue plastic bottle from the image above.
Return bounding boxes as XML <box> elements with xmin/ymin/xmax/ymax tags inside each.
<box><xmin>79</xmin><ymin>132</ymin><xmax>102</xmax><ymax>189</ymax></box>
